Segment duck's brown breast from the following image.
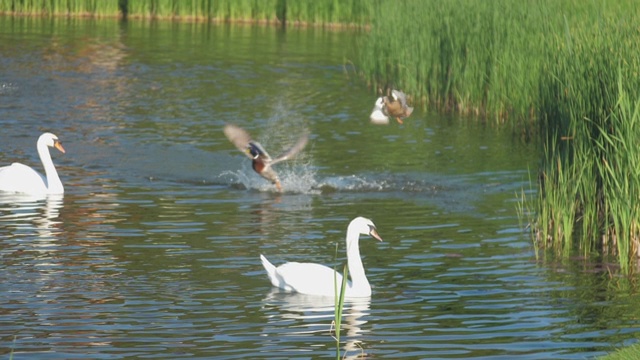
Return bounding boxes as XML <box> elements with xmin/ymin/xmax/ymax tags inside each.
<box><xmin>252</xmin><ymin>160</ymin><xmax>266</xmax><ymax>174</ymax></box>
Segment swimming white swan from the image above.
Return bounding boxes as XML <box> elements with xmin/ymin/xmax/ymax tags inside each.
<box><xmin>260</xmin><ymin>217</ymin><xmax>382</xmax><ymax>298</ymax></box>
<box><xmin>0</xmin><ymin>132</ymin><xmax>65</xmax><ymax>195</ymax></box>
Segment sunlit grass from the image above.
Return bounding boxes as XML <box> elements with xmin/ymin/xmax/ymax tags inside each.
<box><xmin>598</xmin><ymin>341</ymin><xmax>640</xmax><ymax>360</ymax></box>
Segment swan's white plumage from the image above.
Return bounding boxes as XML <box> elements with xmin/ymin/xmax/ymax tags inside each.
<box><xmin>369</xmin><ymin>97</ymin><xmax>390</xmax><ymax>124</ymax></box>
<box><xmin>0</xmin><ymin>132</ymin><xmax>65</xmax><ymax>195</ymax></box>
<box><xmin>260</xmin><ymin>217</ymin><xmax>382</xmax><ymax>298</ymax></box>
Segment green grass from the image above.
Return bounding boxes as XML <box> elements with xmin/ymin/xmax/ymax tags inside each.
<box><xmin>598</xmin><ymin>341</ymin><xmax>640</xmax><ymax>360</ymax></box>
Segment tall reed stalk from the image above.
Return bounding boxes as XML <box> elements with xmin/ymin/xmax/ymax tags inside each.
<box><xmin>333</xmin><ymin>262</ymin><xmax>348</xmax><ymax>360</ymax></box>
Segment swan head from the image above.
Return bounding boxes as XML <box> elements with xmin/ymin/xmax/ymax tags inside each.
<box><xmin>370</xmin><ymin>97</ymin><xmax>390</xmax><ymax>124</ymax></box>
<box><xmin>38</xmin><ymin>132</ymin><xmax>65</xmax><ymax>154</ymax></box>
<box><xmin>373</xmin><ymin>97</ymin><xmax>385</xmax><ymax>110</ymax></box>
<box><xmin>349</xmin><ymin>217</ymin><xmax>383</xmax><ymax>242</ymax></box>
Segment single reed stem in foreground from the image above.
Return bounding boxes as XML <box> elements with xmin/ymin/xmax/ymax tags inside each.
<box><xmin>333</xmin><ymin>243</ymin><xmax>348</xmax><ymax>360</ymax></box>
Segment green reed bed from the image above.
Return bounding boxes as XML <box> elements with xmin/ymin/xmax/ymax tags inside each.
<box><xmin>124</xmin><ymin>0</ymin><xmax>372</xmax><ymax>25</ymax></box>
<box><xmin>125</xmin><ymin>0</ymin><xmax>277</xmax><ymax>22</ymax></box>
<box><xmin>357</xmin><ymin>0</ymin><xmax>550</xmax><ymax>122</ymax></box>
<box><xmin>356</xmin><ymin>0</ymin><xmax>640</xmax><ymax>270</ymax></box>
<box><xmin>530</xmin><ymin>21</ymin><xmax>640</xmax><ymax>271</ymax></box>
<box><xmin>0</xmin><ymin>0</ymin><xmax>373</xmax><ymax>25</ymax></box>
<box><xmin>357</xmin><ymin>0</ymin><xmax>640</xmax><ymax>122</ymax></box>
<box><xmin>0</xmin><ymin>0</ymin><xmax>119</xmax><ymax>16</ymax></box>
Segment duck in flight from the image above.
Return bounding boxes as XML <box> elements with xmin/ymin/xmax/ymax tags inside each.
<box><xmin>370</xmin><ymin>89</ymin><xmax>414</xmax><ymax>124</ymax></box>
<box><xmin>223</xmin><ymin>124</ymin><xmax>308</xmax><ymax>192</ymax></box>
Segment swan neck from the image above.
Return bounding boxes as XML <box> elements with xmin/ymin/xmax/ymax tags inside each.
<box><xmin>38</xmin><ymin>140</ymin><xmax>63</xmax><ymax>193</ymax></box>
<box><xmin>345</xmin><ymin>227</ymin><xmax>370</xmax><ymax>294</ymax></box>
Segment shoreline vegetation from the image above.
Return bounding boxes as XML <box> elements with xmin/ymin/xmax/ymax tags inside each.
<box><xmin>3</xmin><ymin>0</ymin><xmax>640</xmax><ymax>269</ymax></box>
<box><xmin>0</xmin><ymin>0</ymin><xmax>372</xmax><ymax>27</ymax></box>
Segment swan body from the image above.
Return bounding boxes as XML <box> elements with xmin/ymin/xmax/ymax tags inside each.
<box><xmin>369</xmin><ymin>97</ymin><xmax>390</xmax><ymax>125</ymax></box>
<box><xmin>0</xmin><ymin>133</ymin><xmax>65</xmax><ymax>195</ymax></box>
<box><xmin>260</xmin><ymin>217</ymin><xmax>382</xmax><ymax>298</ymax></box>
<box><xmin>224</xmin><ymin>124</ymin><xmax>308</xmax><ymax>192</ymax></box>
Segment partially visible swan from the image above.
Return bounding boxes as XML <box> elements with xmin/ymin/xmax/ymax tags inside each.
<box><xmin>0</xmin><ymin>132</ymin><xmax>65</xmax><ymax>195</ymax></box>
<box><xmin>260</xmin><ymin>217</ymin><xmax>382</xmax><ymax>298</ymax></box>
<box><xmin>369</xmin><ymin>97</ymin><xmax>390</xmax><ymax>125</ymax></box>
<box><xmin>223</xmin><ymin>124</ymin><xmax>308</xmax><ymax>192</ymax></box>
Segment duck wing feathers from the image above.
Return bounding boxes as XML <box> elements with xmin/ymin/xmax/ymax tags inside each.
<box><xmin>271</xmin><ymin>133</ymin><xmax>309</xmax><ymax>165</ymax></box>
<box><xmin>223</xmin><ymin>124</ymin><xmax>255</xmax><ymax>160</ymax></box>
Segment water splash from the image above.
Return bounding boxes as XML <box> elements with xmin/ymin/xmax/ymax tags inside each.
<box><xmin>219</xmin><ymin>161</ymin><xmax>320</xmax><ymax>194</ymax></box>
<box><xmin>0</xmin><ymin>82</ymin><xmax>17</xmax><ymax>95</ymax></box>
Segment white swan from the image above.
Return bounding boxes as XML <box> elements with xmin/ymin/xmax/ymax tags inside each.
<box><xmin>0</xmin><ymin>132</ymin><xmax>65</xmax><ymax>195</ymax></box>
<box><xmin>369</xmin><ymin>97</ymin><xmax>390</xmax><ymax>125</ymax></box>
<box><xmin>260</xmin><ymin>217</ymin><xmax>382</xmax><ymax>298</ymax></box>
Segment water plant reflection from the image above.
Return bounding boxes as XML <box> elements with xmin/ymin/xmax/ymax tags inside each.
<box><xmin>262</xmin><ymin>290</ymin><xmax>370</xmax><ymax>359</ymax></box>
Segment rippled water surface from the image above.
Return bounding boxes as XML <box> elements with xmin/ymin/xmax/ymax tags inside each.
<box><xmin>1</xmin><ymin>17</ymin><xmax>640</xmax><ymax>359</ymax></box>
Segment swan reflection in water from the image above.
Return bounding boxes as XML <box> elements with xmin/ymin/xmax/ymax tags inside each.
<box><xmin>0</xmin><ymin>193</ymin><xmax>64</xmax><ymax>242</ymax></box>
<box><xmin>262</xmin><ymin>290</ymin><xmax>371</xmax><ymax>358</ymax></box>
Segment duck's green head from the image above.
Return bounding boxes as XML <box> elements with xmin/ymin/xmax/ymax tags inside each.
<box><xmin>246</xmin><ymin>142</ymin><xmax>264</xmax><ymax>159</ymax></box>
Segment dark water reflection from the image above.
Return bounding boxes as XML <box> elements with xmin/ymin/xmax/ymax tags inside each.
<box><xmin>1</xmin><ymin>17</ymin><xmax>640</xmax><ymax>359</ymax></box>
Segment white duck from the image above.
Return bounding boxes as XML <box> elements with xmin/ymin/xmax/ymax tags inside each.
<box><xmin>260</xmin><ymin>217</ymin><xmax>382</xmax><ymax>298</ymax></box>
<box><xmin>0</xmin><ymin>132</ymin><xmax>66</xmax><ymax>195</ymax></box>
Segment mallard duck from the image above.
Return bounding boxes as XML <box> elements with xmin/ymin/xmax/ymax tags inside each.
<box><xmin>260</xmin><ymin>216</ymin><xmax>383</xmax><ymax>298</ymax></box>
<box><xmin>383</xmin><ymin>89</ymin><xmax>413</xmax><ymax>124</ymax></box>
<box><xmin>0</xmin><ymin>132</ymin><xmax>65</xmax><ymax>195</ymax></box>
<box><xmin>223</xmin><ymin>124</ymin><xmax>308</xmax><ymax>192</ymax></box>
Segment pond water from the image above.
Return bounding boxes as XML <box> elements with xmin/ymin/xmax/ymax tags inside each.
<box><xmin>1</xmin><ymin>17</ymin><xmax>639</xmax><ymax>359</ymax></box>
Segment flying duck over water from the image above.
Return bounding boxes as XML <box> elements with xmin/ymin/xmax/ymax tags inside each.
<box><xmin>223</xmin><ymin>124</ymin><xmax>308</xmax><ymax>192</ymax></box>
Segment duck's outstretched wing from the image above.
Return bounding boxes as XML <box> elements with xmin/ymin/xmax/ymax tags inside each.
<box><xmin>272</xmin><ymin>133</ymin><xmax>309</xmax><ymax>165</ymax></box>
<box><xmin>391</xmin><ymin>90</ymin><xmax>409</xmax><ymax>107</ymax></box>
<box><xmin>223</xmin><ymin>124</ymin><xmax>254</xmax><ymax>159</ymax></box>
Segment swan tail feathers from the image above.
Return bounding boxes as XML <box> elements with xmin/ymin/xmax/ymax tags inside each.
<box><xmin>260</xmin><ymin>254</ymin><xmax>279</xmax><ymax>287</ymax></box>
